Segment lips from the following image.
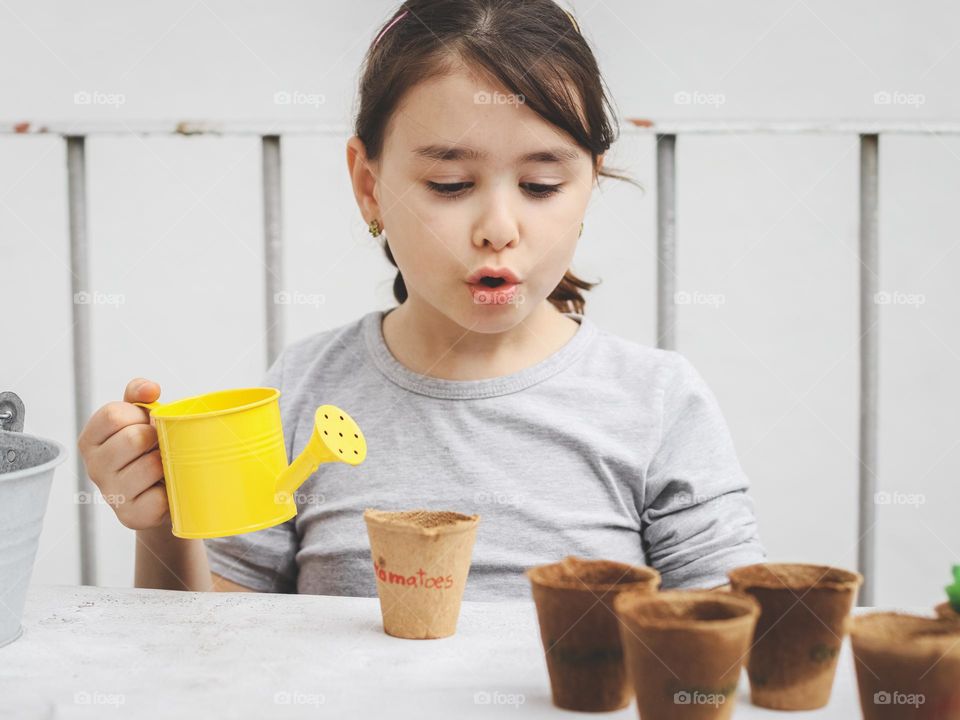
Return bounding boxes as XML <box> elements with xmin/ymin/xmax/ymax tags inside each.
<box><xmin>465</xmin><ymin>266</ymin><xmax>522</xmax><ymax>285</ymax></box>
<box><xmin>466</xmin><ymin>266</ymin><xmax>523</xmax><ymax>306</ymax></box>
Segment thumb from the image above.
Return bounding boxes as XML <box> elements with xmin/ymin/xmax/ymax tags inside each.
<box><xmin>123</xmin><ymin>377</ymin><xmax>161</xmax><ymax>404</ymax></box>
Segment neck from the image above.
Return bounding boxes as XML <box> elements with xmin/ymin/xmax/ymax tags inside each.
<box><xmin>381</xmin><ymin>296</ymin><xmax>580</xmax><ymax>381</ymax></box>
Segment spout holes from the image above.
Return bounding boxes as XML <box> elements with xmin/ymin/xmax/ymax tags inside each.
<box><xmin>354</xmin><ymin>433</ymin><xmax>358</xmax><ymax>438</ymax></box>
<box><xmin>323</xmin><ymin>430</ymin><xmax>328</xmax><ymax>435</ymax></box>
<box><xmin>353</xmin><ymin>450</ymin><xmax>358</xmax><ymax>455</ymax></box>
<box><xmin>338</xmin><ymin>448</ymin><xmax>343</xmax><ymax>454</ymax></box>
<box><xmin>339</xmin><ymin>415</ymin><xmax>343</xmax><ymax>420</ymax></box>
<box><xmin>338</xmin><ymin>432</ymin><xmax>342</xmax><ymax>437</ymax></box>
<box><xmin>324</xmin><ymin>414</ymin><xmax>328</xmax><ymax>419</ymax></box>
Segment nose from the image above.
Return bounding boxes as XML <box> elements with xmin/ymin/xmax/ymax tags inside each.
<box><xmin>472</xmin><ymin>185</ymin><xmax>519</xmax><ymax>251</ymax></box>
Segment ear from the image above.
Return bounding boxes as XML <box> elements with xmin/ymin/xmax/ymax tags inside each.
<box><xmin>346</xmin><ymin>135</ymin><xmax>382</xmax><ymax>227</ymax></box>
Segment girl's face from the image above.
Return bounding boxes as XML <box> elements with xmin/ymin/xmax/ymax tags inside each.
<box><xmin>350</xmin><ymin>63</ymin><xmax>600</xmax><ymax>334</ymax></box>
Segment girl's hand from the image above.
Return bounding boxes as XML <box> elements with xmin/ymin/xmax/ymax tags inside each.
<box><xmin>77</xmin><ymin>378</ymin><xmax>169</xmax><ymax>530</ymax></box>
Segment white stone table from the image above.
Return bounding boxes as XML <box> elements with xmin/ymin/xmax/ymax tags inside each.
<box><xmin>0</xmin><ymin>585</ymin><xmax>910</xmax><ymax>719</ymax></box>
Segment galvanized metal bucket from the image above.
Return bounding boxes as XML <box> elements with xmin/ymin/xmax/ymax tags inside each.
<box><xmin>0</xmin><ymin>391</ymin><xmax>67</xmax><ymax>647</ymax></box>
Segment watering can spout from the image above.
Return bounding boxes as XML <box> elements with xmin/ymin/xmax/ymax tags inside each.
<box><xmin>275</xmin><ymin>405</ymin><xmax>367</xmax><ymax>498</ymax></box>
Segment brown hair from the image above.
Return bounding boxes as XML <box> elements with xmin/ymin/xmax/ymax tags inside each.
<box><xmin>354</xmin><ymin>0</ymin><xmax>635</xmax><ymax>315</ymax></box>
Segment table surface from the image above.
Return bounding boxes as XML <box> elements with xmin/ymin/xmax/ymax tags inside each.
<box><xmin>0</xmin><ymin>585</ymin><xmax>925</xmax><ymax>719</ymax></box>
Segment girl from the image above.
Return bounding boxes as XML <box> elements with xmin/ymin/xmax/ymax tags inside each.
<box><xmin>78</xmin><ymin>0</ymin><xmax>765</xmax><ymax>600</ymax></box>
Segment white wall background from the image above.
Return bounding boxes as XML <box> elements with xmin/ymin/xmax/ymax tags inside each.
<box><xmin>2</xmin><ymin>0</ymin><xmax>958</xmax><ymax>609</ymax></box>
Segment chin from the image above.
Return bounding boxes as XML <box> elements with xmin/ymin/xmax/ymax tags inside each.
<box><xmin>460</xmin><ymin>301</ymin><xmax>532</xmax><ymax>331</ymax></box>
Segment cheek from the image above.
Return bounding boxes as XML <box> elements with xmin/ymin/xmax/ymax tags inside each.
<box><xmin>384</xmin><ymin>203</ymin><xmax>464</xmax><ymax>280</ymax></box>
<box><xmin>533</xmin><ymin>197</ymin><xmax>584</xmax><ymax>261</ymax></box>
<box><xmin>407</xmin><ymin>194</ymin><xmax>471</xmax><ymax>251</ymax></box>
<box><xmin>536</xmin><ymin>226</ymin><xmax>579</xmax><ymax>282</ymax></box>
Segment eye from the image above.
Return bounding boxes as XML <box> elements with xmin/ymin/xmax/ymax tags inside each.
<box><xmin>521</xmin><ymin>182</ymin><xmax>563</xmax><ymax>199</ymax></box>
<box><xmin>426</xmin><ymin>181</ymin><xmax>473</xmax><ymax>198</ymax></box>
<box><xmin>425</xmin><ymin>181</ymin><xmax>563</xmax><ymax>200</ymax></box>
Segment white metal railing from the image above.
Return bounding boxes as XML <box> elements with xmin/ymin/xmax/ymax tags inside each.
<box><xmin>7</xmin><ymin>118</ymin><xmax>947</xmax><ymax>603</ymax></box>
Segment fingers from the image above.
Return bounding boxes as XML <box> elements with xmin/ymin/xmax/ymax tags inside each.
<box><xmin>94</xmin><ymin>421</ymin><xmax>159</xmax><ymax>476</ymax></box>
<box><xmin>116</xmin><ymin>448</ymin><xmax>165</xmax><ymax>501</ymax></box>
<box><xmin>115</xmin><ymin>484</ymin><xmax>169</xmax><ymax>530</ymax></box>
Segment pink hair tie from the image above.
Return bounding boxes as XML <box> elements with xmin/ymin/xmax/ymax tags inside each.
<box><xmin>373</xmin><ymin>9</ymin><xmax>409</xmax><ymax>47</ymax></box>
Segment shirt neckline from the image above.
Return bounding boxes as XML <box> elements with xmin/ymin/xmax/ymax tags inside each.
<box><xmin>362</xmin><ymin>308</ymin><xmax>597</xmax><ymax>399</ymax></box>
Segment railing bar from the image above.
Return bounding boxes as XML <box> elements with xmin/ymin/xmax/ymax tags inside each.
<box><xmin>625</xmin><ymin>120</ymin><xmax>958</xmax><ymax>135</ymax></box>
<box><xmin>66</xmin><ymin>136</ymin><xmax>97</xmax><ymax>585</ymax></box>
<box><xmin>262</xmin><ymin>136</ymin><xmax>283</xmax><ymax>368</ymax></box>
<box><xmin>656</xmin><ymin>134</ymin><xmax>677</xmax><ymax>350</ymax></box>
<box><xmin>858</xmin><ymin>133</ymin><xmax>880</xmax><ymax>606</ymax></box>
<box><xmin>8</xmin><ymin>120</ymin><xmax>960</xmax><ymax>136</ymax></box>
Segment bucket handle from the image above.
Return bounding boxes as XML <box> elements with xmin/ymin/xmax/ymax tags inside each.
<box><xmin>0</xmin><ymin>392</ymin><xmax>25</xmax><ymax>433</ymax></box>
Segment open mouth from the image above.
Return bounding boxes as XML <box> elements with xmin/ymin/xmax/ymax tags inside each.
<box><xmin>466</xmin><ymin>267</ymin><xmax>521</xmax><ymax>286</ymax></box>
<box><xmin>467</xmin><ymin>270</ymin><xmax>522</xmax><ymax>306</ymax></box>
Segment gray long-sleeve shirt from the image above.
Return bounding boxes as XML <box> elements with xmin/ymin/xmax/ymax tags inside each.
<box><xmin>204</xmin><ymin>308</ymin><xmax>766</xmax><ymax>600</ymax></box>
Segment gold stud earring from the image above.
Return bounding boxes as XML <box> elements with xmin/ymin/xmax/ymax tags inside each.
<box><xmin>579</xmin><ymin>221</ymin><xmax>584</xmax><ymax>238</ymax></box>
<box><xmin>368</xmin><ymin>219</ymin><xmax>382</xmax><ymax>237</ymax></box>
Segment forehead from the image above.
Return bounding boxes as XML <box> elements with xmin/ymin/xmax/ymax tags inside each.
<box><xmin>384</xmin><ymin>64</ymin><xmax>588</xmax><ymax>165</ymax></box>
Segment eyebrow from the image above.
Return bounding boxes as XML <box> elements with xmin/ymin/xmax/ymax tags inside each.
<box><xmin>412</xmin><ymin>144</ymin><xmax>581</xmax><ymax>164</ymax></box>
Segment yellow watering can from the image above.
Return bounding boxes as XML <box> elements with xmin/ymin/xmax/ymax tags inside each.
<box><xmin>133</xmin><ymin>388</ymin><xmax>366</xmax><ymax>539</ymax></box>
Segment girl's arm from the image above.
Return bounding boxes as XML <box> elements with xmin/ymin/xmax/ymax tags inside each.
<box><xmin>641</xmin><ymin>354</ymin><xmax>767</xmax><ymax>589</ymax></box>
<box><xmin>134</xmin><ymin>521</ymin><xmax>212</xmax><ymax>591</ymax></box>
<box><xmin>211</xmin><ymin>574</ymin><xmax>255</xmax><ymax>592</ymax></box>
<box><xmin>135</xmin><ymin>522</ymin><xmax>255</xmax><ymax>591</ymax></box>
<box><xmin>134</xmin><ymin>522</ymin><xmax>256</xmax><ymax>592</ymax></box>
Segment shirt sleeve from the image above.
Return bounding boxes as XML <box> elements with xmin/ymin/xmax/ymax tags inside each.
<box><xmin>640</xmin><ymin>352</ymin><xmax>767</xmax><ymax>589</ymax></box>
<box><xmin>202</xmin><ymin>350</ymin><xmax>300</xmax><ymax>593</ymax></box>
